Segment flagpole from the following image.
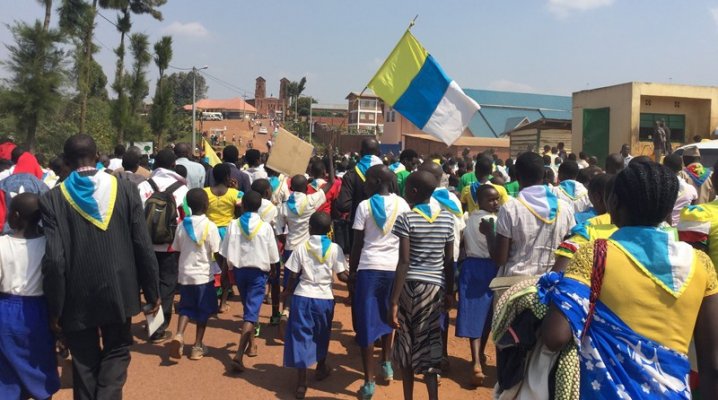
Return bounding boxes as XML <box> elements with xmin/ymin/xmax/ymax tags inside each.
<box><xmin>361</xmin><ymin>14</ymin><xmax>420</xmax><ymax>98</ymax></box>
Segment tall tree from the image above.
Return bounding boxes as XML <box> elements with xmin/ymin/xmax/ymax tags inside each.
<box><xmin>103</xmin><ymin>0</ymin><xmax>165</xmax><ymax>144</ymax></box>
<box><xmin>122</xmin><ymin>32</ymin><xmax>150</xmax><ymax>140</ymax></box>
<box><xmin>149</xmin><ymin>36</ymin><xmax>173</xmax><ymax>148</ymax></box>
<box><xmin>58</xmin><ymin>0</ymin><xmax>98</xmax><ymax>134</ymax></box>
<box><xmin>167</xmin><ymin>71</ymin><xmax>207</xmax><ymax>107</ymax></box>
<box><xmin>0</xmin><ymin>21</ymin><xmax>66</xmax><ymax>152</ymax></box>
<box><xmin>38</xmin><ymin>0</ymin><xmax>53</xmax><ymax>31</ymax></box>
<box><xmin>287</xmin><ymin>76</ymin><xmax>307</xmax><ymax>119</ymax></box>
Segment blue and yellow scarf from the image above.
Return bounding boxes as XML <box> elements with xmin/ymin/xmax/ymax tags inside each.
<box><xmin>60</xmin><ymin>170</ymin><xmax>118</xmax><ymax>230</ymax></box>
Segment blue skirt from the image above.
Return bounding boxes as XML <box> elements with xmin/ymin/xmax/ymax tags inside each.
<box><xmin>283</xmin><ymin>295</ymin><xmax>334</xmax><ymax>368</ymax></box>
<box><xmin>0</xmin><ymin>294</ymin><xmax>60</xmax><ymax>400</ymax></box>
<box><xmin>233</xmin><ymin>268</ymin><xmax>269</xmax><ymax>324</ymax></box>
<box><xmin>456</xmin><ymin>257</ymin><xmax>497</xmax><ymax>338</ymax></box>
<box><xmin>353</xmin><ymin>270</ymin><xmax>395</xmax><ymax>347</ymax></box>
<box><xmin>177</xmin><ymin>282</ymin><xmax>218</xmax><ymax>323</ymax></box>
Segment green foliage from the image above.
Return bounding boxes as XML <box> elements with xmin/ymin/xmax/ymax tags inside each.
<box><xmin>167</xmin><ymin>71</ymin><xmax>207</xmax><ymax>107</ymax></box>
<box><xmin>149</xmin><ymin>36</ymin><xmax>173</xmax><ymax>147</ymax></box>
<box><xmin>127</xmin><ymin>32</ymin><xmax>150</xmax><ymax>113</ymax></box>
<box><xmin>0</xmin><ymin>21</ymin><xmax>66</xmax><ymax>152</ymax></box>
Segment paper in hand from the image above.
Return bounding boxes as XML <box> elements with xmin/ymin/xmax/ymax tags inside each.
<box><xmin>144</xmin><ymin>305</ymin><xmax>164</xmax><ymax>337</ymax></box>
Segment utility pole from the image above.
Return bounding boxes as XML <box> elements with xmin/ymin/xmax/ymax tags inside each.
<box><xmin>191</xmin><ymin>65</ymin><xmax>208</xmax><ymax>154</ymax></box>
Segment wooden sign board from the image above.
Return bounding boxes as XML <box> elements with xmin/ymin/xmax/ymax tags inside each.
<box><xmin>265</xmin><ymin>130</ymin><xmax>314</xmax><ymax>177</ymax></box>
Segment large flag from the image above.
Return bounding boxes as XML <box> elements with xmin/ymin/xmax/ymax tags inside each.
<box><xmin>203</xmin><ymin>138</ymin><xmax>221</xmax><ymax>167</ymax></box>
<box><xmin>367</xmin><ymin>30</ymin><xmax>480</xmax><ymax>146</ymax></box>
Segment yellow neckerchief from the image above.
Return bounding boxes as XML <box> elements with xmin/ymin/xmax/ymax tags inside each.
<box><xmin>305</xmin><ymin>237</ymin><xmax>332</xmax><ymax>263</ymax></box>
<box><xmin>367</xmin><ymin>195</ymin><xmax>400</xmax><ymax>235</ymax></box>
<box><xmin>412</xmin><ymin>203</ymin><xmax>441</xmax><ymax>223</ymax></box>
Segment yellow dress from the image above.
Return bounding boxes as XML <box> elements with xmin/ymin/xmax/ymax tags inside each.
<box><xmin>460</xmin><ymin>181</ymin><xmax>510</xmax><ymax>214</ymax></box>
<box><xmin>565</xmin><ymin>241</ymin><xmax>718</xmax><ymax>354</ymax></box>
<box><xmin>204</xmin><ymin>187</ymin><xmax>242</xmax><ymax>228</ymax></box>
<box><xmin>555</xmin><ymin>213</ymin><xmax>615</xmax><ymax>259</ymax></box>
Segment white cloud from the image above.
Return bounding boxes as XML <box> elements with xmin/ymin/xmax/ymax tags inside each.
<box><xmin>162</xmin><ymin>21</ymin><xmax>209</xmax><ymax>38</ymax></box>
<box><xmin>488</xmin><ymin>79</ymin><xmax>537</xmax><ymax>93</ymax></box>
<box><xmin>547</xmin><ymin>0</ymin><xmax>614</xmax><ymax>18</ymax></box>
<box><xmin>711</xmin><ymin>7</ymin><xmax>718</xmax><ymax>26</ymax></box>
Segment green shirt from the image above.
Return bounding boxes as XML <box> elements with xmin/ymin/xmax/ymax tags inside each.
<box><xmin>396</xmin><ymin>170</ymin><xmax>410</xmax><ymax>196</ymax></box>
<box><xmin>457</xmin><ymin>172</ymin><xmax>477</xmax><ymax>194</ymax></box>
<box><xmin>505</xmin><ymin>181</ymin><xmax>520</xmax><ymax>198</ymax></box>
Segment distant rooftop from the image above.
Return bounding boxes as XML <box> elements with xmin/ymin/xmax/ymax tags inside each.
<box><xmin>464</xmin><ymin>89</ymin><xmax>572</xmax><ymax>138</ymax></box>
<box><xmin>183</xmin><ymin>97</ymin><xmax>257</xmax><ymax>113</ymax></box>
<box><xmin>313</xmin><ymin>103</ymin><xmax>347</xmax><ymax>111</ymax></box>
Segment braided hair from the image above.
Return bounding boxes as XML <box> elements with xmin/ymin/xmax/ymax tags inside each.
<box><xmin>612</xmin><ymin>160</ymin><xmax>678</xmax><ymax>226</ymax></box>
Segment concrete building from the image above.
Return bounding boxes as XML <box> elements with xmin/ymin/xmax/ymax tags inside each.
<box><xmin>573</xmin><ymin>82</ymin><xmax>718</xmax><ymax>162</ymax></box>
<box><xmin>346</xmin><ymin>91</ymin><xmax>384</xmax><ymax>134</ymax></box>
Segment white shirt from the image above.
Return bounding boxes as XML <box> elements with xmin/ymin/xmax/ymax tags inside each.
<box><xmin>244</xmin><ymin>166</ymin><xmax>268</xmax><ymax>183</ymax></box>
<box><xmin>276</xmin><ymin>190</ymin><xmax>327</xmax><ymax>250</ymax></box>
<box><xmin>0</xmin><ymin>166</ymin><xmax>14</xmax><ymax>181</ymax></box>
<box><xmin>285</xmin><ymin>236</ymin><xmax>347</xmax><ymax>299</ymax></box>
<box><xmin>220</xmin><ymin>213</ymin><xmax>280</xmax><ymax>272</ymax></box>
<box><xmin>623</xmin><ymin>154</ymin><xmax>633</xmax><ymax>167</ymax></box>
<box><xmin>0</xmin><ymin>236</ymin><xmax>46</xmax><ymax>296</ymax></box>
<box><xmin>430</xmin><ymin>189</ymin><xmax>466</xmax><ymax>262</ymax></box>
<box><xmin>352</xmin><ymin>194</ymin><xmax>411</xmax><ymax>271</ymax></box>
<box><xmin>464</xmin><ymin>210</ymin><xmax>495</xmax><ymax>259</ymax></box>
<box><xmin>258</xmin><ymin>198</ymin><xmax>278</xmax><ymax>227</ymax></box>
<box><xmin>171</xmin><ymin>216</ymin><xmax>221</xmax><ymax>285</ymax></box>
<box><xmin>271</xmin><ymin>175</ymin><xmax>292</xmax><ymax>205</ymax></box>
<box><xmin>496</xmin><ymin>196</ymin><xmax>574</xmax><ymax>277</ymax></box>
<box><xmin>108</xmin><ymin>157</ymin><xmax>123</xmax><ymax>171</ymax></box>
<box><xmin>175</xmin><ymin>157</ymin><xmax>206</xmax><ymax>190</ymax></box>
<box><xmin>672</xmin><ymin>177</ymin><xmax>698</xmax><ymax>226</ymax></box>
<box><xmin>137</xmin><ymin>168</ymin><xmax>190</xmax><ymax>252</ymax></box>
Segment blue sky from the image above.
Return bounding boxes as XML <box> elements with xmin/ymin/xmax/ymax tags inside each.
<box><xmin>2</xmin><ymin>0</ymin><xmax>718</xmax><ymax>104</ymax></box>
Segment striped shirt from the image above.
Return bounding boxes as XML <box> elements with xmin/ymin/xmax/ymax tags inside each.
<box><xmin>392</xmin><ymin>208</ymin><xmax>455</xmax><ymax>287</ymax></box>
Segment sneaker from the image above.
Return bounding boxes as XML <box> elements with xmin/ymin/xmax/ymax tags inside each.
<box><xmin>279</xmin><ymin>309</ymin><xmax>290</xmax><ymax>339</ymax></box>
<box><xmin>358</xmin><ymin>381</ymin><xmax>375</xmax><ymax>400</ymax></box>
<box><xmin>254</xmin><ymin>324</ymin><xmax>261</xmax><ymax>337</ymax></box>
<box><xmin>269</xmin><ymin>312</ymin><xmax>282</xmax><ymax>326</ymax></box>
<box><xmin>189</xmin><ymin>345</ymin><xmax>208</xmax><ymax>360</ymax></box>
<box><xmin>150</xmin><ymin>330</ymin><xmax>172</xmax><ymax>344</ymax></box>
<box><xmin>380</xmin><ymin>361</ymin><xmax>393</xmax><ymax>382</ymax></box>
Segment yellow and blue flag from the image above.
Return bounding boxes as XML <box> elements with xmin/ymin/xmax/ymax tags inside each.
<box><xmin>367</xmin><ymin>30</ymin><xmax>480</xmax><ymax>146</ymax></box>
<box><xmin>203</xmin><ymin>138</ymin><xmax>221</xmax><ymax>167</ymax></box>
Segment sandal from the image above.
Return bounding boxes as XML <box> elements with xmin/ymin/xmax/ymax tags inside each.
<box><xmin>168</xmin><ymin>335</ymin><xmax>184</xmax><ymax>360</ymax></box>
<box><xmin>295</xmin><ymin>385</ymin><xmax>307</xmax><ymax>399</ymax></box>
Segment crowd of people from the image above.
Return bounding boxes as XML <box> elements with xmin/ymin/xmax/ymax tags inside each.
<box><xmin>0</xmin><ymin>134</ymin><xmax>717</xmax><ymax>400</ymax></box>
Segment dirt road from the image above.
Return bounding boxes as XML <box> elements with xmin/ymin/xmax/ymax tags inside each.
<box><xmin>55</xmin><ymin>281</ymin><xmax>496</xmax><ymax>400</ymax></box>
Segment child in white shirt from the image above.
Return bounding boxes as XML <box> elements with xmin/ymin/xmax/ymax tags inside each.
<box><xmin>282</xmin><ymin>212</ymin><xmax>349</xmax><ymax>399</ymax></box>
<box><xmin>168</xmin><ymin>188</ymin><xmax>221</xmax><ymax>361</ymax></box>
<box><xmin>459</xmin><ymin>184</ymin><xmax>500</xmax><ymax>386</ymax></box>
<box><xmin>0</xmin><ymin>193</ymin><xmax>60</xmax><ymax>399</ymax></box>
<box><xmin>251</xmin><ymin>178</ymin><xmax>283</xmax><ymax>325</ymax></box>
<box><xmin>349</xmin><ymin>164</ymin><xmax>411</xmax><ymax>396</ymax></box>
<box><xmin>220</xmin><ymin>191</ymin><xmax>280</xmax><ymax>372</ymax></box>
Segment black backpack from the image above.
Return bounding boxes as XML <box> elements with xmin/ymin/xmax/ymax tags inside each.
<box><xmin>144</xmin><ymin>179</ymin><xmax>184</xmax><ymax>245</ymax></box>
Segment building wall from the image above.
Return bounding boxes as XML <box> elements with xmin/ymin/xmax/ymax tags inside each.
<box><xmin>509</xmin><ymin>128</ymin><xmax>572</xmax><ymax>158</ymax></box>
<box><xmin>573</xmin><ymin>82</ymin><xmax>718</xmax><ymax>158</ymax></box>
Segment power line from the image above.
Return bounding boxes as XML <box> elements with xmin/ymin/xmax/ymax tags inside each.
<box><xmin>96</xmin><ymin>11</ymin><xmax>119</xmax><ymax>30</ymax></box>
<box><xmin>168</xmin><ymin>64</ymin><xmax>195</xmax><ymax>71</ymax></box>
<box><xmin>200</xmin><ymin>72</ymin><xmax>249</xmax><ymax>97</ymax></box>
<box><xmin>200</xmin><ymin>70</ymin><xmax>253</xmax><ymax>96</ymax></box>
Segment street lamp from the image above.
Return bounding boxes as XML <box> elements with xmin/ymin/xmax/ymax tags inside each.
<box><xmin>191</xmin><ymin>65</ymin><xmax>208</xmax><ymax>155</ymax></box>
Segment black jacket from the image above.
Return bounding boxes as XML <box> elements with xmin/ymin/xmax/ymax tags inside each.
<box><xmin>41</xmin><ymin>173</ymin><xmax>160</xmax><ymax>332</ymax></box>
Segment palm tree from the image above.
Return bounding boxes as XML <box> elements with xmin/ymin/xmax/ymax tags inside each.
<box><xmin>103</xmin><ymin>0</ymin><xmax>165</xmax><ymax>144</ymax></box>
<box><xmin>37</xmin><ymin>0</ymin><xmax>52</xmax><ymax>31</ymax></box>
<box><xmin>287</xmin><ymin>77</ymin><xmax>307</xmax><ymax>120</ymax></box>
<box><xmin>150</xmin><ymin>36</ymin><xmax>173</xmax><ymax>147</ymax></box>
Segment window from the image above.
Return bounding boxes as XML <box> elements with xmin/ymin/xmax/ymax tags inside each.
<box><xmin>639</xmin><ymin>113</ymin><xmax>685</xmax><ymax>143</ymax></box>
<box><xmin>368</xmin><ymin>113</ymin><xmax>375</xmax><ymax>121</ymax></box>
<box><xmin>360</xmin><ymin>99</ymin><xmax>377</xmax><ymax>109</ymax></box>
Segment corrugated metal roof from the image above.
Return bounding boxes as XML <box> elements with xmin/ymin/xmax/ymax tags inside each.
<box><xmin>463</xmin><ymin>89</ymin><xmax>572</xmax><ymax>138</ymax></box>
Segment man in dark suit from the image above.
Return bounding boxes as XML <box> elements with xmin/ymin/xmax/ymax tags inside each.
<box><xmin>41</xmin><ymin>134</ymin><xmax>160</xmax><ymax>400</ymax></box>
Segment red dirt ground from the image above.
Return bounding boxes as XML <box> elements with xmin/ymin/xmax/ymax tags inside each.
<box><xmin>55</xmin><ymin>280</ymin><xmax>496</xmax><ymax>400</ymax></box>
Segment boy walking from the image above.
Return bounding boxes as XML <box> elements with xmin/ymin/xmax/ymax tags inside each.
<box><xmin>168</xmin><ymin>189</ymin><xmax>221</xmax><ymax>361</ymax></box>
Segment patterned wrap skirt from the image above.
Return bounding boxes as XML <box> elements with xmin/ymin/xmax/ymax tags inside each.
<box><xmin>393</xmin><ymin>281</ymin><xmax>444</xmax><ymax>374</ymax></box>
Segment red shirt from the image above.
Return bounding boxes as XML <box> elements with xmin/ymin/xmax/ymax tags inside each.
<box><xmin>307</xmin><ymin>178</ymin><xmax>342</xmax><ymax>216</ymax></box>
